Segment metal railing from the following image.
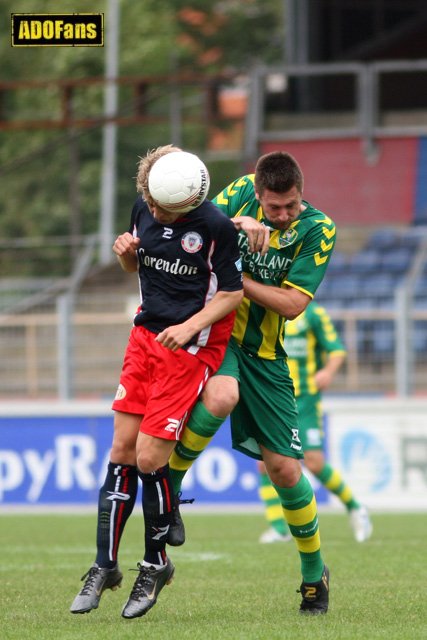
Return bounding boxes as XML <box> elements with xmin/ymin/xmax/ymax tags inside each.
<box><xmin>0</xmin><ymin>304</ymin><xmax>426</xmax><ymax>400</ymax></box>
<box><xmin>244</xmin><ymin>59</ymin><xmax>427</xmax><ymax>160</ymax></box>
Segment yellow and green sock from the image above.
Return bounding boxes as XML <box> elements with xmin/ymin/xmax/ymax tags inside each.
<box><xmin>258</xmin><ymin>471</ymin><xmax>290</xmax><ymax>536</ymax></box>
<box><xmin>316</xmin><ymin>463</ymin><xmax>360</xmax><ymax>511</ymax></box>
<box><xmin>169</xmin><ymin>401</ymin><xmax>225</xmax><ymax>494</ymax></box>
<box><xmin>273</xmin><ymin>473</ymin><xmax>324</xmax><ymax>583</ymax></box>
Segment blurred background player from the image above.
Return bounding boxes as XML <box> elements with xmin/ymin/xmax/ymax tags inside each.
<box><xmin>258</xmin><ymin>301</ymin><xmax>373</xmax><ymax>544</ymax></box>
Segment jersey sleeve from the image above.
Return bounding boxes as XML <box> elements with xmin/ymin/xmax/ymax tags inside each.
<box><xmin>309</xmin><ymin>304</ymin><xmax>347</xmax><ymax>355</ymax></box>
<box><xmin>210</xmin><ymin>215</ymin><xmax>243</xmax><ymax>292</ymax></box>
<box><xmin>285</xmin><ymin>217</ymin><xmax>336</xmax><ymax>297</ymax></box>
<box><xmin>213</xmin><ymin>175</ymin><xmax>256</xmax><ymax>218</ymax></box>
<box><xmin>128</xmin><ymin>197</ymin><xmax>143</xmax><ymax>234</ymax></box>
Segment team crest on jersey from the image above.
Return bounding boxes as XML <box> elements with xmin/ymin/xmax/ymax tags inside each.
<box><xmin>181</xmin><ymin>231</ymin><xmax>203</xmax><ymax>253</ymax></box>
<box><xmin>279</xmin><ymin>228</ymin><xmax>298</xmax><ymax>247</ymax></box>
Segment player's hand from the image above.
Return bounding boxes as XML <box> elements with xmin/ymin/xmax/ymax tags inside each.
<box><xmin>314</xmin><ymin>368</ymin><xmax>333</xmax><ymax>390</ymax></box>
<box><xmin>113</xmin><ymin>232</ymin><xmax>140</xmax><ymax>256</ymax></box>
<box><xmin>155</xmin><ymin>324</ymin><xmax>194</xmax><ymax>351</ymax></box>
<box><xmin>231</xmin><ymin>216</ymin><xmax>270</xmax><ymax>255</ymax></box>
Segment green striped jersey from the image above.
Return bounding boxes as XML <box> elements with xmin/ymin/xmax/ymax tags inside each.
<box><xmin>285</xmin><ymin>302</ymin><xmax>346</xmax><ymax>396</ymax></box>
<box><xmin>213</xmin><ymin>174</ymin><xmax>336</xmax><ymax>360</ymax></box>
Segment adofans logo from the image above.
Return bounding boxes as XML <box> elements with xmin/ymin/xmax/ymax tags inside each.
<box><xmin>11</xmin><ymin>13</ymin><xmax>104</xmax><ymax>47</ymax></box>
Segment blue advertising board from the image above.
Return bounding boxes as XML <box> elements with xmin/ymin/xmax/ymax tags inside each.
<box><xmin>0</xmin><ymin>407</ymin><xmax>328</xmax><ymax>506</ymax></box>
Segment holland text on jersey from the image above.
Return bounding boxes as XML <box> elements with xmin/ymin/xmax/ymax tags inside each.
<box><xmin>238</xmin><ymin>234</ymin><xmax>293</xmax><ymax>277</ymax></box>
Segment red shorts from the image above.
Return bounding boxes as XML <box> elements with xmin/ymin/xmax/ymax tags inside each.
<box><xmin>112</xmin><ymin>325</ymin><xmax>211</xmax><ymax>440</ymax></box>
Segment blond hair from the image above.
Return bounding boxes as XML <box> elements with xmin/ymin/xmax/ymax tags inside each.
<box><xmin>136</xmin><ymin>144</ymin><xmax>182</xmax><ymax>209</ymax></box>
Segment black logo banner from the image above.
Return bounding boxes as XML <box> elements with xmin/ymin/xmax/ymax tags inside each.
<box><xmin>11</xmin><ymin>13</ymin><xmax>104</xmax><ymax>47</ymax></box>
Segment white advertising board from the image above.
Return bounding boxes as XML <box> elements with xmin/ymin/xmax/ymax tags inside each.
<box><xmin>324</xmin><ymin>398</ymin><xmax>427</xmax><ymax>510</ymax></box>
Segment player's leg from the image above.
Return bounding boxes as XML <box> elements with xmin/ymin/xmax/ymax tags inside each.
<box><xmin>122</xmin><ymin>434</ymin><xmax>177</xmax><ymax>619</ymax></box>
<box><xmin>122</xmin><ymin>346</ymin><xmax>213</xmax><ymax>619</ymax></box>
<box><xmin>169</xmin><ymin>342</ymin><xmax>240</xmax><ymax>494</ymax></box>
<box><xmin>300</xmin><ymin>396</ymin><xmax>372</xmax><ymax>542</ymax></box>
<box><xmin>167</xmin><ymin>343</ymin><xmax>240</xmax><ymax>545</ymax></box>
<box><xmin>257</xmin><ymin>460</ymin><xmax>291</xmax><ymax>543</ymax></box>
<box><xmin>168</xmin><ymin>376</ymin><xmax>238</xmax><ymax>494</ymax></box>
<box><xmin>261</xmin><ymin>449</ymin><xmax>329</xmax><ymax>615</ymax></box>
<box><xmin>70</xmin><ymin>411</ymin><xmax>140</xmax><ymax>614</ymax></box>
<box><xmin>231</xmin><ymin>353</ymin><xmax>329</xmax><ymax>614</ymax></box>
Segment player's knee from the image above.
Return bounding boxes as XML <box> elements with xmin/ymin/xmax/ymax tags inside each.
<box><xmin>304</xmin><ymin>451</ymin><xmax>324</xmax><ymax>475</ymax></box>
<box><xmin>110</xmin><ymin>435</ymin><xmax>138</xmax><ymax>465</ymax></box>
<box><xmin>268</xmin><ymin>458</ymin><xmax>302</xmax><ymax>488</ymax></box>
<box><xmin>136</xmin><ymin>451</ymin><xmax>160</xmax><ymax>474</ymax></box>
<box><xmin>201</xmin><ymin>376</ymin><xmax>239</xmax><ymax>416</ymax></box>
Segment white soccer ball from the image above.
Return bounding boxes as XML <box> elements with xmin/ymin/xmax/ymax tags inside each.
<box><xmin>148</xmin><ymin>151</ymin><xmax>210</xmax><ymax>213</ymax></box>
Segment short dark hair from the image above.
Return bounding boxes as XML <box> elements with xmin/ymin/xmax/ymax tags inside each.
<box><xmin>254</xmin><ymin>151</ymin><xmax>304</xmax><ymax>195</ymax></box>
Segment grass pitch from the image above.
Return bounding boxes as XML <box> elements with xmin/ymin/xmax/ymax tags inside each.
<box><xmin>1</xmin><ymin>511</ymin><xmax>425</xmax><ymax>640</ymax></box>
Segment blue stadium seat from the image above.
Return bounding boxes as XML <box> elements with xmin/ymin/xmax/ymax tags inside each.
<box><xmin>414</xmin><ymin>296</ymin><xmax>427</xmax><ymax>309</ymax></box>
<box><xmin>345</xmin><ymin>298</ymin><xmax>375</xmax><ymax>309</ymax></box>
<box><xmin>365</xmin><ymin>228</ymin><xmax>399</xmax><ymax>251</ymax></box>
<box><xmin>358</xmin><ymin>273</ymin><xmax>394</xmax><ymax>298</ymax></box>
<box><xmin>380</xmin><ymin>248</ymin><xmax>412</xmax><ymax>273</ymax></box>
<box><xmin>413</xmin><ymin>322</ymin><xmax>427</xmax><ymax>353</ymax></box>
<box><xmin>355</xmin><ymin>319</ymin><xmax>375</xmax><ymax>354</ymax></box>
<box><xmin>414</xmin><ymin>272</ymin><xmax>427</xmax><ymax>296</ymax></box>
<box><xmin>398</xmin><ymin>227</ymin><xmax>425</xmax><ymax>250</ymax></box>
<box><xmin>349</xmin><ymin>249</ymin><xmax>382</xmax><ymax>274</ymax></box>
<box><xmin>371</xmin><ymin>321</ymin><xmax>395</xmax><ymax>356</ymax></box>
<box><xmin>324</xmin><ymin>273</ymin><xmax>361</xmax><ymax>299</ymax></box>
<box><xmin>326</xmin><ymin>251</ymin><xmax>349</xmax><ymax>274</ymax></box>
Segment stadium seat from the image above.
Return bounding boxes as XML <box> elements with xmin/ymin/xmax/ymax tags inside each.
<box><xmin>413</xmin><ymin>321</ymin><xmax>427</xmax><ymax>353</ymax></box>
<box><xmin>371</xmin><ymin>321</ymin><xmax>395</xmax><ymax>356</ymax></box>
<box><xmin>348</xmin><ymin>249</ymin><xmax>382</xmax><ymax>274</ymax></box>
<box><xmin>358</xmin><ymin>273</ymin><xmax>394</xmax><ymax>298</ymax></box>
<box><xmin>414</xmin><ymin>295</ymin><xmax>427</xmax><ymax>309</ymax></box>
<box><xmin>365</xmin><ymin>228</ymin><xmax>399</xmax><ymax>251</ymax></box>
<box><xmin>345</xmin><ymin>298</ymin><xmax>374</xmax><ymax>309</ymax></box>
<box><xmin>324</xmin><ymin>273</ymin><xmax>361</xmax><ymax>299</ymax></box>
<box><xmin>379</xmin><ymin>248</ymin><xmax>412</xmax><ymax>273</ymax></box>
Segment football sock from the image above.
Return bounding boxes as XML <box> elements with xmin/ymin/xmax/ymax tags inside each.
<box><xmin>273</xmin><ymin>473</ymin><xmax>324</xmax><ymax>583</ymax></box>
<box><xmin>140</xmin><ymin>464</ymin><xmax>174</xmax><ymax>566</ymax></box>
<box><xmin>95</xmin><ymin>462</ymin><xmax>138</xmax><ymax>568</ymax></box>
<box><xmin>169</xmin><ymin>401</ymin><xmax>225</xmax><ymax>494</ymax></box>
<box><xmin>258</xmin><ymin>471</ymin><xmax>290</xmax><ymax>536</ymax></box>
<box><xmin>316</xmin><ymin>463</ymin><xmax>360</xmax><ymax>511</ymax></box>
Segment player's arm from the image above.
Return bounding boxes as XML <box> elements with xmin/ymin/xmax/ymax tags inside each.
<box><xmin>311</xmin><ymin>305</ymin><xmax>347</xmax><ymax>389</ymax></box>
<box><xmin>231</xmin><ymin>216</ymin><xmax>270</xmax><ymax>255</ymax></box>
<box><xmin>213</xmin><ymin>175</ymin><xmax>269</xmax><ymax>255</ymax></box>
<box><xmin>314</xmin><ymin>353</ymin><xmax>346</xmax><ymax>391</ymax></box>
<box><xmin>243</xmin><ymin>276</ymin><xmax>311</xmax><ymax>320</ymax></box>
<box><xmin>155</xmin><ymin>289</ymin><xmax>243</xmax><ymax>351</ymax></box>
<box><xmin>113</xmin><ymin>232</ymin><xmax>140</xmax><ymax>272</ymax></box>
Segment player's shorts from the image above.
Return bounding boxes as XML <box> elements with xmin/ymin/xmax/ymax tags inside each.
<box><xmin>216</xmin><ymin>337</ymin><xmax>304</xmax><ymax>461</ymax></box>
<box><xmin>295</xmin><ymin>393</ymin><xmax>324</xmax><ymax>451</ymax></box>
<box><xmin>112</xmin><ymin>325</ymin><xmax>211</xmax><ymax>440</ymax></box>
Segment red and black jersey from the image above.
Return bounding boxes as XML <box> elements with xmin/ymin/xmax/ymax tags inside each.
<box><xmin>128</xmin><ymin>196</ymin><xmax>243</xmax><ymax>367</ymax></box>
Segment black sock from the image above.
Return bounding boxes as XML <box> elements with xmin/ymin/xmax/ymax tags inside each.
<box><xmin>140</xmin><ymin>464</ymin><xmax>174</xmax><ymax>566</ymax></box>
<box><xmin>95</xmin><ymin>462</ymin><xmax>138</xmax><ymax>568</ymax></box>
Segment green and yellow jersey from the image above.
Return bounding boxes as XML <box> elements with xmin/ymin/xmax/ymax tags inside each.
<box><xmin>285</xmin><ymin>302</ymin><xmax>346</xmax><ymax>397</ymax></box>
<box><xmin>213</xmin><ymin>174</ymin><xmax>336</xmax><ymax>360</ymax></box>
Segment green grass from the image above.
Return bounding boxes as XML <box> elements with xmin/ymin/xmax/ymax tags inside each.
<box><xmin>1</xmin><ymin>512</ymin><xmax>426</xmax><ymax>640</ymax></box>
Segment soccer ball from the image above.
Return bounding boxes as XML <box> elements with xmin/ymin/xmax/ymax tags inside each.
<box><xmin>148</xmin><ymin>151</ymin><xmax>210</xmax><ymax>213</ymax></box>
